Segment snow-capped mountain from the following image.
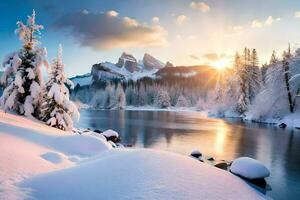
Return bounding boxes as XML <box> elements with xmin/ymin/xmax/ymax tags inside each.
<box><xmin>71</xmin><ymin>52</ymin><xmax>166</xmax><ymax>86</ymax></box>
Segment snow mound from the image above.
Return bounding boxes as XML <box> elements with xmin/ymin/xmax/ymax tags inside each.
<box><xmin>230</xmin><ymin>157</ymin><xmax>270</xmax><ymax>179</ymax></box>
<box><xmin>52</xmin><ymin>135</ymin><xmax>112</xmax><ymax>156</ymax></box>
<box><xmin>21</xmin><ymin>149</ymin><xmax>263</xmax><ymax>200</ymax></box>
<box><xmin>101</xmin><ymin>129</ymin><xmax>119</xmax><ymax>138</ymax></box>
<box><xmin>41</xmin><ymin>152</ymin><xmax>64</xmax><ymax>164</ymax></box>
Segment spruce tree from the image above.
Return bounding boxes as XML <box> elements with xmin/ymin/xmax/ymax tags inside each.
<box><xmin>0</xmin><ymin>10</ymin><xmax>48</xmax><ymax>117</ymax></box>
<box><xmin>39</xmin><ymin>45</ymin><xmax>79</xmax><ymax>130</ymax></box>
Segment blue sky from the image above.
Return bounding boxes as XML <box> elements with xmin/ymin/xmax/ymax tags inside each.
<box><xmin>1</xmin><ymin>0</ymin><xmax>300</xmax><ymax>76</ymax></box>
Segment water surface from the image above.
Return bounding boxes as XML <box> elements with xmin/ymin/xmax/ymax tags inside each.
<box><xmin>76</xmin><ymin>109</ymin><xmax>300</xmax><ymax>200</ymax></box>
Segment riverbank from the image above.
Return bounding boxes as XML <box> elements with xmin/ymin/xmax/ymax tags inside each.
<box><xmin>0</xmin><ymin>111</ymin><xmax>264</xmax><ymax>199</ymax></box>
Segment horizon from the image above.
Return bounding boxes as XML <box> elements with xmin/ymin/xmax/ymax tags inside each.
<box><xmin>2</xmin><ymin>0</ymin><xmax>300</xmax><ymax>77</ymax></box>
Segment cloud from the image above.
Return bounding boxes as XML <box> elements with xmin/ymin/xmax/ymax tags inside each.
<box><xmin>176</xmin><ymin>15</ymin><xmax>188</xmax><ymax>25</ymax></box>
<box><xmin>190</xmin><ymin>2</ymin><xmax>210</xmax><ymax>13</ymax></box>
<box><xmin>251</xmin><ymin>16</ymin><xmax>280</xmax><ymax>28</ymax></box>
<box><xmin>295</xmin><ymin>11</ymin><xmax>300</xmax><ymax>18</ymax></box>
<box><xmin>152</xmin><ymin>17</ymin><xmax>160</xmax><ymax>23</ymax></box>
<box><xmin>53</xmin><ymin>11</ymin><xmax>167</xmax><ymax>50</ymax></box>
<box><xmin>190</xmin><ymin>55</ymin><xmax>200</xmax><ymax>60</ymax></box>
<box><xmin>202</xmin><ymin>53</ymin><xmax>231</xmax><ymax>61</ymax></box>
<box><xmin>107</xmin><ymin>10</ymin><xmax>119</xmax><ymax>17</ymax></box>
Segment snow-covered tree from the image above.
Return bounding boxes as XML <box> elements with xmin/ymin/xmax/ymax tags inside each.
<box><xmin>154</xmin><ymin>90</ymin><xmax>171</xmax><ymax>108</ymax></box>
<box><xmin>176</xmin><ymin>95</ymin><xmax>189</xmax><ymax>107</ymax></box>
<box><xmin>235</xmin><ymin>52</ymin><xmax>249</xmax><ymax>115</ymax></box>
<box><xmin>39</xmin><ymin>45</ymin><xmax>79</xmax><ymax>131</ymax></box>
<box><xmin>0</xmin><ymin>10</ymin><xmax>48</xmax><ymax>117</ymax></box>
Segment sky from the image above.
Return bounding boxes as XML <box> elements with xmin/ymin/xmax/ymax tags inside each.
<box><xmin>1</xmin><ymin>0</ymin><xmax>300</xmax><ymax>77</ymax></box>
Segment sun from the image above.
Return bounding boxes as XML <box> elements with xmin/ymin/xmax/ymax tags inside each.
<box><xmin>213</xmin><ymin>59</ymin><xmax>228</xmax><ymax>70</ymax></box>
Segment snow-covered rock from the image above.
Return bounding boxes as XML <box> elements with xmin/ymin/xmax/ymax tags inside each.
<box><xmin>21</xmin><ymin>149</ymin><xmax>263</xmax><ymax>200</ymax></box>
<box><xmin>101</xmin><ymin>129</ymin><xmax>119</xmax><ymax>138</ymax></box>
<box><xmin>190</xmin><ymin>149</ymin><xmax>202</xmax><ymax>158</ymax></box>
<box><xmin>230</xmin><ymin>157</ymin><xmax>270</xmax><ymax>179</ymax></box>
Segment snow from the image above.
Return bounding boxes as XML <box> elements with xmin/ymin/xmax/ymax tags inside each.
<box><xmin>102</xmin><ymin>129</ymin><xmax>119</xmax><ymax>138</ymax></box>
<box><xmin>20</xmin><ymin>149</ymin><xmax>262</xmax><ymax>200</ymax></box>
<box><xmin>279</xmin><ymin>111</ymin><xmax>300</xmax><ymax>128</ymax></box>
<box><xmin>230</xmin><ymin>157</ymin><xmax>270</xmax><ymax>179</ymax></box>
<box><xmin>0</xmin><ymin>111</ymin><xmax>264</xmax><ymax>200</ymax></box>
<box><xmin>40</xmin><ymin>152</ymin><xmax>65</xmax><ymax>164</ymax></box>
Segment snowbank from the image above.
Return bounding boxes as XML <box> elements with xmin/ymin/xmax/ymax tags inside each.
<box><xmin>279</xmin><ymin>112</ymin><xmax>300</xmax><ymax>128</ymax></box>
<box><xmin>0</xmin><ymin>111</ymin><xmax>112</xmax><ymax>199</ymax></box>
<box><xmin>21</xmin><ymin>149</ymin><xmax>263</xmax><ymax>200</ymax></box>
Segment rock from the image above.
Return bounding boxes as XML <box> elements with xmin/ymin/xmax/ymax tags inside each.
<box><xmin>165</xmin><ymin>61</ymin><xmax>174</xmax><ymax>68</ymax></box>
<box><xmin>207</xmin><ymin>157</ymin><xmax>214</xmax><ymax>161</ymax></box>
<box><xmin>116</xmin><ymin>52</ymin><xmax>140</xmax><ymax>73</ymax></box>
<box><xmin>143</xmin><ymin>53</ymin><xmax>165</xmax><ymax>70</ymax></box>
<box><xmin>101</xmin><ymin>129</ymin><xmax>120</xmax><ymax>143</ymax></box>
<box><xmin>214</xmin><ymin>162</ymin><xmax>228</xmax><ymax>170</ymax></box>
<box><xmin>247</xmin><ymin>178</ymin><xmax>267</xmax><ymax>188</ymax></box>
<box><xmin>190</xmin><ymin>149</ymin><xmax>202</xmax><ymax>158</ymax></box>
<box><xmin>230</xmin><ymin>157</ymin><xmax>270</xmax><ymax>179</ymax></box>
<box><xmin>94</xmin><ymin>129</ymin><xmax>102</xmax><ymax>134</ymax></box>
<box><xmin>278</xmin><ymin>123</ymin><xmax>287</xmax><ymax>128</ymax></box>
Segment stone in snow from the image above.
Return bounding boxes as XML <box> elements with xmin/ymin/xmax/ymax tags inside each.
<box><xmin>190</xmin><ymin>149</ymin><xmax>202</xmax><ymax>158</ymax></box>
<box><xmin>101</xmin><ymin>129</ymin><xmax>119</xmax><ymax>138</ymax></box>
<box><xmin>230</xmin><ymin>157</ymin><xmax>270</xmax><ymax>179</ymax></box>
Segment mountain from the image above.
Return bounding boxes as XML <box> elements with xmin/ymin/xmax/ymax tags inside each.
<box><xmin>71</xmin><ymin>52</ymin><xmax>166</xmax><ymax>86</ymax></box>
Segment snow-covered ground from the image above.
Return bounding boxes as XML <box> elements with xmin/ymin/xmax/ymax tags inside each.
<box><xmin>0</xmin><ymin>111</ymin><xmax>265</xmax><ymax>199</ymax></box>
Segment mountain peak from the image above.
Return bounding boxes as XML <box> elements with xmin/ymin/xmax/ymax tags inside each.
<box><xmin>143</xmin><ymin>53</ymin><xmax>165</xmax><ymax>70</ymax></box>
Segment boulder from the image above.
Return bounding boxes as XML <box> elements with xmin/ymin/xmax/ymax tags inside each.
<box><xmin>278</xmin><ymin>123</ymin><xmax>287</xmax><ymax>128</ymax></box>
<box><xmin>94</xmin><ymin>129</ymin><xmax>102</xmax><ymax>134</ymax></box>
<box><xmin>214</xmin><ymin>162</ymin><xmax>228</xmax><ymax>170</ymax></box>
<box><xmin>230</xmin><ymin>157</ymin><xmax>270</xmax><ymax>179</ymax></box>
<box><xmin>207</xmin><ymin>157</ymin><xmax>214</xmax><ymax>161</ymax></box>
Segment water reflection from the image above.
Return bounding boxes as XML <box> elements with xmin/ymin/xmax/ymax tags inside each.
<box><xmin>76</xmin><ymin>109</ymin><xmax>300</xmax><ymax>200</ymax></box>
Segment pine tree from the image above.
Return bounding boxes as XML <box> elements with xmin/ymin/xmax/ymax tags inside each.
<box><xmin>235</xmin><ymin>52</ymin><xmax>249</xmax><ymax>114</ymax></box>
<box><xmin>0</xmin><ymin>10</ymin><xmax>48</xmax><ymax>117</ymax></box>
<box><xmin>154</xmin><ymin>90</ymin><xmax>171</xmax><ymax>108</ymax></box>
<box><xmin>270</xmin><ymin>50</ymin><xmax>278</xmax><ymax>65</ymax></box>
<box><xmin>248</xmin><ymin>49</ymin><xmax>262</xmax><ymax>103</ymax></box>
<box><xmin>176</xmin><ymin>95</ymin><xmax>189</xmax><ymax>107</ymax></box>
<box><xmin>39</xmin><ymin>45</ymin><xmax>79</xmax><ymax>130</ymax></box>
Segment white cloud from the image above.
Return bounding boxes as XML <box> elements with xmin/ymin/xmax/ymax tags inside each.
<box><xmin>152</xmin><ymin>17</ymin><xmax>160</xmax><ymax>23</ymax></box>
<box><xmin>176</xmin><ymin>15</ymin><xmax>188</xmax><ymax>25</ymax></box>
<box><xmin>190</xmin><ymin>2</ymin><xmax>211</xmax><ymax>13</ymax></box>
<box><xmin>251</xmin><ymin>16</ymin><xmax>280</xmax><ymax>28</ymax></box>
<box><xmin>107</xmin><ymin>10</ymin><xmax>119</xmax><ymax>17</ymax></box>
<box><xmin>295</xmin><ymin>11</ymin><xmax>300</xmax><ymax>18</ymax></box>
